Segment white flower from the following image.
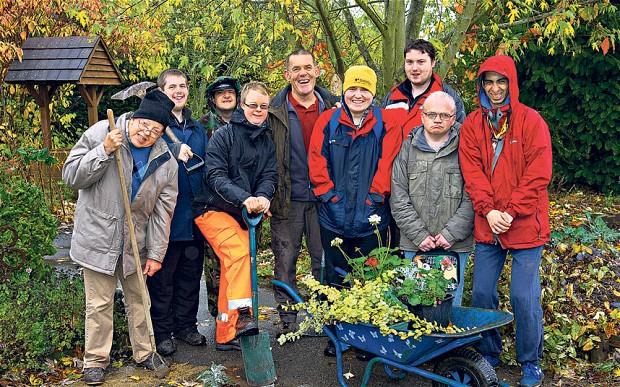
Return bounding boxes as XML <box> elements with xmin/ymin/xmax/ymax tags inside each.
<box><xmin>330</xmin><ymin>237</ymin><xmax>343</xmax><ymax>247</ymax></box>
<box><xmin>25</xmin><ymin>268</ymin><xmax>32</xmax><ymax>274</ymax></box>
<box><xmin>368</xmin><ymin>214</ymin><xmax>382</xmax><ymax>226</ymax></box>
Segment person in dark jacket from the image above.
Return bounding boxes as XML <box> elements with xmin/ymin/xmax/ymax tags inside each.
<box><xmin>199</xmin><ymin>76</ymin><xmax>241</xmax><ymax>321</ymax></box>
<box><xmin>459</xmin><ymin>55</ymin><xmax>552</xmax><ymax>387</ymax></box>
<box><xmin>268</xmin><ymin>49</ymin><xmax>338</xmax><ymax>334</ymax></box>
<box><xmin>146</xmin><ymin>69</ymin><xmax>209</xmax><ymax>357</ymax></box>
<box><xmin>194</xmin><ymin>81</ymin><xmax>277</xmax><ymax>351</ymax></box>
<box><xmin>200</xmin><ymin>76</ymin><xmax>240</xmax><ymax>136</ymax></box>
<box><xmin>308</xmin><ymin>65</ymin><xmax>403</xmax><ymax>358</ymax></box>
<box><xmin>382</xmin><ymin>39</ymin><xmax>465</xmax><ymax>136</ymax></box>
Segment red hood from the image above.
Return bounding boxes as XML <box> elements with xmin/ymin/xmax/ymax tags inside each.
<box><xmin>477</xmin><ymin>55</ymin><xmax>520</xmax><ymax>107</ymax></box>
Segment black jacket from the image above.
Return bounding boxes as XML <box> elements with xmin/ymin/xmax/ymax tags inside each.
<box><xmin>193</xmin><ymin>109</ymin><xmax>278</xmax><ymax>227</ymax></box>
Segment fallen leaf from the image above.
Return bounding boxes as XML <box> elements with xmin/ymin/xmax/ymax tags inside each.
<box><xmin>129</xmin><ymin>375</ymin><xmax>141</xmax><ymax>381</ymax></box>
<box><xmin>601</xmin><ymin>37</ymin><xmax>610</xmax><ymax>55</ymax></box>
<box><xmin>343</xmin><ymin>372</ymin><xmax>355</xmax><ymax>380</ymax></box>
<box><xmin>455</xmin><ymin>4</ymin><xmax>463</xmax><ymax>14</ymax></box>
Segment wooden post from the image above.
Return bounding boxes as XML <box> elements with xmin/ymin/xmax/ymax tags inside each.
<box><xmin>78</xmin><ymin>85</ymin><xmax>104</xmax><ymax>126</ymax></box>
<box><xmin>25</xmin><ymin>84</ymin><xmax>57</xmax><ymax>150</ymax></box>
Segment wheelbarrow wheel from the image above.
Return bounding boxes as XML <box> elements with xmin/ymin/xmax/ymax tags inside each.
<box><xmin>432</xmin><ymin>347</ymin><xmax>499</xmax><ymax>387</ymax></box>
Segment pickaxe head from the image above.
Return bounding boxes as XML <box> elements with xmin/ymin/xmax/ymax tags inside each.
<box><xmin>111</xmin><ymin>81</ymin><xmax>157</xmax><ymax>101</ymax></box>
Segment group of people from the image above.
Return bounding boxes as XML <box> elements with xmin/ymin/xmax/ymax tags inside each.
<box><xmin>62</xmin><ymin>38</ymin><xmax>552</xmax><ymax>387</ymax></box>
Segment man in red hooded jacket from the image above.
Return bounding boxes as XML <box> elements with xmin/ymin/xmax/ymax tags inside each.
<box><xmin>459</xmin><ymin>55</ymin><xmax>552</xmax><ymax>387</ymax></box>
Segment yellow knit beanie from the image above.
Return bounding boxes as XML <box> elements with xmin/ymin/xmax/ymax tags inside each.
<box><xmin>342</xmin><ymin>65</ymin><xmax>377</xmax><ymax>96</ymax></box>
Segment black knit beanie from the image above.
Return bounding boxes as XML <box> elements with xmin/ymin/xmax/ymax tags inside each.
<box><xmin>132</xmin><ymin>89</ymin><xmax>175</xmax><ymax>126</ymax></box>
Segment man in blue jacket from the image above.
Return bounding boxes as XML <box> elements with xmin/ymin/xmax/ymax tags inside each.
<box><xmin>147</xmin><ymin>69</ymin><xmax>209</xmax><ymax>356</ymax></box>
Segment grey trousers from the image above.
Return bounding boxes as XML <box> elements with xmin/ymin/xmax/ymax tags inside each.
<box><xmin>270</xmin><ymin>201</ymin><xmax>323</xmax><ymax>322</ymax></box>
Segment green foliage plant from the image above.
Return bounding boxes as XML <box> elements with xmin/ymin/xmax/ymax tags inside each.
<box><xmin>517</xmin><ymin>11</ymin><xmax>620</xmax><ymax>193</ymax></box>
<box><xmin>395</xmin><ymin>265</ymin><xmax>452</xmax><ymax>308</ymax></box>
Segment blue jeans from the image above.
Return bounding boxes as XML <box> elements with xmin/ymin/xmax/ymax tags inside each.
<box><xmin>471</xmin><ymin>243</ymin><xmax>544</xmax><ymax>365</ymax></box>
<box><xmin>403</xmin><ymin>251</ymin><xmax>469</xmax><ymax>307</ymax></box>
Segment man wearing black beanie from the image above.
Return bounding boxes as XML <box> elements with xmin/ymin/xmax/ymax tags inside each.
<box><xmin>62</xmin><ymin>88</ymin><xmax>178</xmax><ymax>385</ymax></box>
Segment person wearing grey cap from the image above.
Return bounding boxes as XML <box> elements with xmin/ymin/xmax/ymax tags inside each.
<box><xmin>62</xmin><ymin>89</ymin><xmax>179</xmax><ymax>385</ymax></box>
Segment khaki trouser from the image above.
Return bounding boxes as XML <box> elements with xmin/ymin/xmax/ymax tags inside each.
<box><xmin>195</xmin><ymin>211</ymin><xmax>252</xmax><ymax>344</ymax></box>
<box><xmin>83</xmin><ymin>261</ymin><xmax>152</xmax><ymax>368</ymax></box>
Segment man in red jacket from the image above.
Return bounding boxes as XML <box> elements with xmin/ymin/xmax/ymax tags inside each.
<box><xmin>459</xmin><ymin>55</ymin><xmax>552</xmax><ymax>387</ymax></box>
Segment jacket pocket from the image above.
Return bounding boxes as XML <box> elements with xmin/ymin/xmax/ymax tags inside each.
<box><xmin>444</xmin><ymin>168</ymin><xmax>464</xmax><ymax>199</ymax></box>
<box><xmin>408</xmin><ymin>161</ymin><xmax>427</xmax><ymax>196</ymax></box>
<box><xmin>320</xmin><ymin>191</ymin><xmax>345</xmax><ymax>231</ymax></box>
<box><xmin>75</xmin><ymin>207</ymin><xmax>119</xmax><ymax>254</ymax></box>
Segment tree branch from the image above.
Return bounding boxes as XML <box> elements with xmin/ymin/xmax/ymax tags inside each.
<box><xmin>405</xmin><ymin>0</ymin><xmax>426</xmax><ymax>40</ymax></box>
<box><xmin>337</xmin><ymin>0</ymin><xmax>380</xmax><ymax>75</ymax></box>
<box><xmin>354</xmin><ymin>0</ymin><xmax>387</xmax><ymax>36</ymax></box>
<box><xmin>315</xmin><ymin>0</ymin><xmax>345</xmax><ymax>79</ymax></box>
<box><xmin>437</xmin><ymin>0</ymin><xmax>479</xmax><ymax>78</ymax></box>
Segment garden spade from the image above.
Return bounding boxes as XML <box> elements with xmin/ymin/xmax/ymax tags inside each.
<box><xmin>106</xmin><ymin>109</ymin><xmax>169</xmax><ymax>378</ymax></box>
<box><xmin>240</xmin><ymin>208</ymin><xmax>277</xmax><ymax>386</ymax></box>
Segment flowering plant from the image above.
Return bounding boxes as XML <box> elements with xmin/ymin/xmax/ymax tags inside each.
<box><xmin>330</xmin><ymin>214</ymin><xmax>407</xmax><ymax>284</ymax></box>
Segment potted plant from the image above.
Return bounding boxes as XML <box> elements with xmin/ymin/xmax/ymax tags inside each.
<box><xmin>393</xmin><ymin>256</ymin><xmax>457</xmax><ymax>327</ymax></box>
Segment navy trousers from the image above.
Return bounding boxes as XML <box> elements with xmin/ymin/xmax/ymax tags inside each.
<box><xmin>471</xmin><ymin>243</ymin><xmax>544</xmax><ymax>365</ymax></box>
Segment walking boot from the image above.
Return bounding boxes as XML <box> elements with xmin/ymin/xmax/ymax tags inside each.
<box><xmin>235</xmin><ymin>306</ymin><xmax>259</xmax><ymax>337</ymax></box>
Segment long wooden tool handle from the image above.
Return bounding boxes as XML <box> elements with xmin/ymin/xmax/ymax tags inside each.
<box><xmin>165</xmin><ymin>127</ymin><xmax>181</xmax><ymax>143</ymax></box>
<box><xmin>107</xmin><ymin>109</ymin><xmax>157</xmax><ymax>352</ymax></box>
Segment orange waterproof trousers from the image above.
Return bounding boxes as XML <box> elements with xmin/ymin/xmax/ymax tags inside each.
<box><xmin>195</xmin><ymin>211</ymin><xmax>252</xmax><ymax>344</ymax></box>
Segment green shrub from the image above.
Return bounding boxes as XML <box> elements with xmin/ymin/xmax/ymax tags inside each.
<box><xmin>517</xmin><ymin>11</ymin><xmax>620</xmax><ymax>193</ymax></box>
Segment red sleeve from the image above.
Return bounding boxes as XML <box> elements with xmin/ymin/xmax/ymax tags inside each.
<box><xmin>308</xmin><ymin>109</ymin><xmax>336</xmax><ymax>197</ymax></box>
<box><xmin>369</xmin><ymin>109</ymin><xmax>404</xmax><ymax>198</ymax></box>
<box><xmin>458</xmin><ymin>113</ymin><xmax>495</xmax><ymax>217</ymax></box>
<box><xmin>505</xmin><ymin>110</ymin><xmax>552</xmax><ymax>218</ymax></box>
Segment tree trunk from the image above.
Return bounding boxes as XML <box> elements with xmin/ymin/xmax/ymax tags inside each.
<box><xmin>381</xmin><ymin>0</ymin><xmax>405</xmax><ymax>95</ymax></box>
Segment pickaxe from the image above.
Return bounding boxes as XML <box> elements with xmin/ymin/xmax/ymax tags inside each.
<box><xmin>111</xmin><ymin>82</ymin><xmax>204</xmax><ymax>171</ymax></box>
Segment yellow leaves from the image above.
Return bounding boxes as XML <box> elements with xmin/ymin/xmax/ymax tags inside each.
<box><xmin>581</xmin><ymin>338</ymin><xmax>594</xmax><ymax>351</ymax></box>
<box><xmin>60</xmin><ymin>356</ymin><xmax>73</xmax><ymax>367</ymax></box>
<box><xmin>566</xmin><ymin>283</ymin><xmax>574</xmax><ymax>298</ymax></box>
<box><xmin>74</xmin><ymin>10</ymin><xmax>89</xmax><ymax>28</ymax></box>
<box><xmin>129</xmin><ymin>375</ymin><xmax>141</xmax><ymax>381</ymax></box>
<box><xmin>29</xmin><ymin>374</ymin><xmax>43</xmax><ymax>385</ymax></box>
<box><xmin>539</xmin><ymin>1</ymin><xmax>549</xmax><ymax>11</ymax></box>
<box><xmin>615</xmin><ymin>368</ymin><xmax>620</xmax><ymax>378</ymax></box>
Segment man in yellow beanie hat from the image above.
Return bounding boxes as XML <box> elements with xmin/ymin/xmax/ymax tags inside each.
<box><xmin>307</xmin><ymin>64</ymin><xmax>404</xmax><ymax>359</ymax></box>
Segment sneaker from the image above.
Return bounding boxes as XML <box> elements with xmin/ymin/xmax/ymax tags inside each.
<box><xmin>83</xmin><ymin>367</ymin><xmax>105</xmax><ymax>385</ymax></box>
<box><xmin>216</xmin><ymin>338</ymin><xmax>241</xmax><ymax>351</ymax></box>
<box><xmin>175</xmin><ymin>327</ymin><xmax>206</xmax><ymax>346</ymax></box>
<box><xmin>137</xmin><ymin>352</ymin><xmax>169</xmax><ymax>372</ymax></box>
<box><xmin>483</xmin><ymin>354</ymin><xmax>503</xmax><ymax>368</ymax></box>
<box><xmin>520</xmin><ymin>362</ymin><xmax>544</xmax><ymax>387</ymax></box>
<box><xmin>156</xmin><ymin>338</ymin><xmax>177</xmax><ymax>356</ymax></box>
<box><xmin>235</xmin><ymin>306</ymin><xmax>259</xmax><ymax>337</ymax></box>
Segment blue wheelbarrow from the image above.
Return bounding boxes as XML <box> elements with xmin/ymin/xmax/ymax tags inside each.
<box><xmin>272</xmin><ymin>280</ymin><xmax>512</xmax><ymax>387</ymax></box>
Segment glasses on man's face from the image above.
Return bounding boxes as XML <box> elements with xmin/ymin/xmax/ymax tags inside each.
<box><xmin>243</xmin><ymin>102</ymin><xmax>269</xmax><ymax>111</ymax></box>
<box><xmin>423</xmin><ymin>112</ymin><xmax>455</xmax><ymax>121</ymax></box>
<box><xmin>137</xmin><ymin>120</ymin><xmax>164</xmax><ymax>138</ymax></box>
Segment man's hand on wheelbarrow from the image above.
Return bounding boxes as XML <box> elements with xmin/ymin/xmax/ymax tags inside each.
<box><xmin>143</xmin><ymin>259</ymin><xmax>162</xmax><ymax>277</ymax></box>
<box><xmin>243</xmin><ymin>196</ymin><xmax>271</xmax><ymax>217</ymax></box>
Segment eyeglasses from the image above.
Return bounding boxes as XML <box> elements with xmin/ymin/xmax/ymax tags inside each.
<box><xmin>137</xmin><ymin>120</ymin><xmax>164</xmax><ymax>138</ymax></box>
<box><xmin>243</xmin><ymin>102</ymin><xmax>269</xmax><ymax>110</ymax></box>
<box><xmin>423</xmin><ymin>112</ymin><xmax>455</xmax><ymax>121</ymax></box>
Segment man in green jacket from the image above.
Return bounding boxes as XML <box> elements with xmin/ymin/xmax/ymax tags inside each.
<box><xmin>390</xmin><ymin>91</ymin><xmax>474</xmax><ymax>306</ymax></box>
<box><xmin>268</xmin><ymin>49</ymin><xmax>338</xmax><ymax>334</ymax></box>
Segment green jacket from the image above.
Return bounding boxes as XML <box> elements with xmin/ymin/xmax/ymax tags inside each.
<box><xmin>389</xmin><ymin>123</ymin><xmax>474</xmax><ymax>253</ymax></box>
<box><xmin>267</xmin><ymin>85</ymin><xmax>337</xmax><ymax>217</ymax></box>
